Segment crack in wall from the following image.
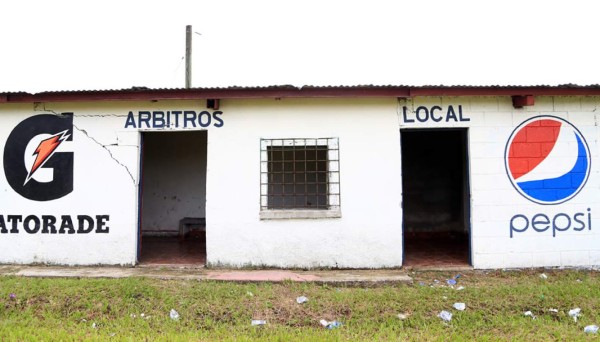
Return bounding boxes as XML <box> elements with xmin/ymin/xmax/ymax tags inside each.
<box><xmin>33</xmin><ymin>103</ymin><xmax>136</xmax><ymax>185</ymax></box>
<box><xmin>34</xmin><ymin>103</ymin><xmax>125</xmax><ymax>117</ymax></box>
<box><xmin>71</xmin><ymin>114</ymin><xmax>126</xmax><ymax>118</ymax></box>
<box><xmin>34</xmin><ymin>103</ymin><xmax>61</xmax><ymax>115</ymax></box>
<box><xmin>72</xmin><ymin>124</ymin><xmax>136</xmax><ymax>185</ymax></box>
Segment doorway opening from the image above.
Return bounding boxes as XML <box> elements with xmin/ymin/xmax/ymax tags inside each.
<box><xmin>138</xmin><ymin>131</ymin><xmax>207</xmax><ymax>265</ymax></box>
<box><xmin>401</xmin><ymin>129</ymin><xmax>470</xmax><ymax>267</ymax></box>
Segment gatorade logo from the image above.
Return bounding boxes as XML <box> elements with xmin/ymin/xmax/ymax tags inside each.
<box><xmin>3</xmin><ymin>114</ymin><xmax>74</xmax><ymax>201</ymax></box>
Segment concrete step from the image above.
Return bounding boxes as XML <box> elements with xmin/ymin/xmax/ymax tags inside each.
<box><xmin>0</xmin><ymin>265</ymin><xmax>413</xmax><ymax>285</ymax></box>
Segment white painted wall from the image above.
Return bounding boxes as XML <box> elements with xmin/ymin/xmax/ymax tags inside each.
<box><xmin>0</xmin><ymin>102</ymin><xmax>139</xmax><ymax>265</ymax></box>
<box><xmin>206</xmin><ymin>98</ymin><xmax>404</xmax><ymax>268</ymax></box>
<box><xmin>141</xmin><ymin>131</ymin><xmax>207</xmax><ymax>234</ymax></box>
<box><xmin>0</xmin><ymin>95</ymin><xmax>598</xmax><ymax>268</ymax></box>
<box><xmin>400</xmin><ymin>96</ymin><xmax>600</xmax><ymax>268</ymax></box>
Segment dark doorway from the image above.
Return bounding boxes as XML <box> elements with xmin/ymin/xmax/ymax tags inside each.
<box><xmin>138</xmin><ymin>131</ymin><xmax>207</xmax><ymax>265</ymax></box>
<box><xmin>401</xmin><ymin>129</ymin><xmax>470</xmax><ymax>267</ymax></box>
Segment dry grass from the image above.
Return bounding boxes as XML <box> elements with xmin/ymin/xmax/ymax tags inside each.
<box><xmin>0</xmin><ymin>269</ymin><xmax>598</xmax><ymax>340</ymax></box>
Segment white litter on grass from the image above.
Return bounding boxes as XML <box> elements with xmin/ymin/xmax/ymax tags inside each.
<box><xmin>540</xmin><ymin>273</ymin><xmax>548</xmax><ymax>279</ymax></box>
<box><xmin>92</xmin><ymin>322</ymin><xmax>97</xmax><ymax>329</ymax></box>
<box><xmin>569</xmin><ymin>308</ymin><xmax>581</xmax><ymax>322</ymax></box>
<box><xmin>397</xmin><ymin>313</ymin><xmax>409</xmax><ymax>320</ymax></box>
<box><xmin>296</xmin><ymin>296</ymin><xmax>308</xmax><ymax>304</ymax></box>
<box><xmin>438</xmin><ymin>311</ymin><xmax>452</xmax><ymax>322</ymax></box>
<box><xmin>453</xmin><ymin>303</ymin><xmax>466</xmax><ymax>311</ymax></box>
<box><xmin>584</xmin><ymin>325</ymin><xmax>599</xmax><ymax>334</ymax></box>
<box><xmin>251</xmin><ymin>320</ymin><xmax>266</xmax><ymax>326</ymax></box>
<box><xmin>456</xmin><ymin>286</ymin><xmax>465</xmax><ymax>291</ymax></box>
<box><xmin>319</xmin><ymin>319</ymin><xmax>342</xmax><ymax>329</ymax></box>
<box><xmin>130</xmin><ymin>314</ymin><xmax>136</xmax><ymax>318</ymax></box>
<box><xmin>170</xmin><ymin>309</ymin><xmax>180</xmax><ymax>321</ymax></box>
<box><xmin>548</xmin><ymin>308</ymin><xmax>559</xmax><ymax>313</ymax></box>
<box><xmin>524</xmin><ymin>311</ymin><xmax>536</xmax><ymax>319</ymax></box>
<box><xmin>246</xmin><ymin>291</ymin><xmax>254</xmax><ymax>297</ymax></box>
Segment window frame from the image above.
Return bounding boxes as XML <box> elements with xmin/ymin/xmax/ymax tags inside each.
<box><xmin>259</xmin><ymin>137</ymin><xmax>341</xmax><ymax>220</ymax></box>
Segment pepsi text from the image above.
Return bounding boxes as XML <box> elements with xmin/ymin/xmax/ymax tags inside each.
<box><xmin>510</xmin><ymin>209</ymin><xmax>591</xmax><ymax>238</ymax></box>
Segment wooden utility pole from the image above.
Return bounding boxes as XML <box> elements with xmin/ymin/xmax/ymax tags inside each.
<box><xmin>185</xmin><ymin>25</ymin><xmax>192</xmax><ymax>88</ymax></box>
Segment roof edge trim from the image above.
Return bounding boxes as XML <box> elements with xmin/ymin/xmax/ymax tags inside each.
<box><xmin>2</xmin><ymin>85</ymin><xmax>600</xmax><ymax>103</ymax></box>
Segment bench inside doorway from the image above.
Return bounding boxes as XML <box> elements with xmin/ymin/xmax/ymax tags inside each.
<box><xmin>178</xmin><ymin>217</ymin><xmax>206</xmax><ymax>241</ymax></box>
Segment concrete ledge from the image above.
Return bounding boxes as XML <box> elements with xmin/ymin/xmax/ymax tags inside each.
<box><xmin>0</xmin><ymin>265</ymin><xmax>412</xmax><ymax>285</ymax></box>
<box><xmin>259</xmin><ymin>209</ymin><xmax>342</xmax><ymax>220</ymax></box>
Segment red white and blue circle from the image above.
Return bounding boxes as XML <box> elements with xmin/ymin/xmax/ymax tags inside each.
<box><xmin>505</xmin><ymin>115</ymin><xmax>591</xmax><ymax>205</ymax></box>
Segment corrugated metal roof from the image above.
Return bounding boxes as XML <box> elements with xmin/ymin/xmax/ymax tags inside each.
<box><xmin>2</xmin><ymin>84</ymin><xmax>600</xmax><ymax>103</ymax></box>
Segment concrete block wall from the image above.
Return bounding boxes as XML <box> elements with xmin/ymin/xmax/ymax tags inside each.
<box><xmin>205</xmin><ymin>98</ymin><xmax>404</xmax><ymax>268</ymax></box>
<box><xmin>400</xmin><ymin>96</ymin><xmax>600</xmax><ymax>268</ymax></box>
<box><xmin>0</xmin><ymin>102</ymin><xmax>140</xmax><ymax>265</ymax></box>
<box><xmin>0</xmin><ymin>95</ymin><xmax>598</xmax><ymax>268</ymax></box>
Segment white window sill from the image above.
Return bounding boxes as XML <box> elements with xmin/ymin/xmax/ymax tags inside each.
<box><xmin>259</xmin><ymin>209</ymin><xmax>342</xmax><ymax>220</ymax></box>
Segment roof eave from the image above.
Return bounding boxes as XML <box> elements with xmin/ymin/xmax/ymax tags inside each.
<box><xmin>2</xmin><ymin>85</ymin><xmax>600</xmax><ymax>103</ymax></box>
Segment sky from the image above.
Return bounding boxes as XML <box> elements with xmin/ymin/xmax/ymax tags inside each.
<box><xmin>1</xmin><ymin>0</ymin><xmax>599</xmax><ymax>93</ymax></box>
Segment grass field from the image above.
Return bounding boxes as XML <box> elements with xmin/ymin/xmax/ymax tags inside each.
<box><xmin>0</xmin><ymin>269</ymin><xmax>599</xmax><ymax>340</ymax></box>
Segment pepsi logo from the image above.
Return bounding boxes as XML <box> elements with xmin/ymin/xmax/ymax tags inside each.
<box><xmin>505</xmin><ymin>115</ymin><xmax>591</xmax><ymax>205</ymax></box>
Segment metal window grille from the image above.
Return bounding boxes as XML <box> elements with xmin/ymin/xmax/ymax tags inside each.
<box><xmin>260</xmin><ymin>138</ymin><xmax>340</xmax><ymax>210</ymax></box>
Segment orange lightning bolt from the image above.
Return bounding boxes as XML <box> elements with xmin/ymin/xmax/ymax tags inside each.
<box><xmin>24</xmin><ymin>130</ymin><xmax>70</xmax><ymax>185</ymax></box>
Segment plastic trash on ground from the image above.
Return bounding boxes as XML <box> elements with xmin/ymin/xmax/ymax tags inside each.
<box><xmin>584</xmin><ymin>325</ymin><xmax>599</xmax><ymax>334</ymax></box>
<box><xmin>447</xmin><ymin>279</ymin><xmax>457</xmax><ymax>286</ymax></box>
<box><xmin>251</xmin><ymin>320</ymin><xmax>266</xmax><ymax>326</ymax></box>
<box><xmin>9</xmin><ymin>293</ymin><xmax>16</xmax><ymax>299</ymax></box>
<box><xmin>438</xmin><ymin>311</ymin><xmax>452</xmax><ymax>322</ymax></box>
<box><xmin>320</xmin><ymin>319</ymin><xmax>342</xmax><ymax>329</ymax></box>
<box><xmin>569</xmin><ymin>308</ymin><xmax>581</xmax><ymax>322</ymax></box>
<box><xmin>328</xmin><ymin>321</ymin><xmax>342</xmax><ymax>329</ymax></box>
<box><xmin>540</xmin><ymin>273</ymin><xmax>548</xmax><ymax>279</ymax></box>
<box><xmin>296</xmin><ymin>296</ymin><xmax>308</xmax><ymax>304</ymax></box>
<box><xmin>524</xmin><ymin>311</ymin><xmax>536</xmax><ymax>319</ymax></box>
<box><xmin>397</xmin><ymin>313</ymin><xmax>409</xmax><ymax>320</ymax></box>
<box><xmin>548</xmin><ymin>308</ymin><xmax>558</xmax><ymax>313</ymax></box>
<box><xmin>456</xmin><ymin>286</ymin><xmax>465</xmax><ymax>291</ymax></box>
<box><xmin>169</xmin><ymin>309</ymin><xmax>180</xmax><ymax>321</ymax></box>
<box><xmin>418</xmin><ymin>281</ymin><xmax>426</xmax><ymax>287</ymax></box>
<box><xmin>453</xmin><ymin>303</ymin><xmax>466</xmax><ymax>311</ymax></box>
<box><xmin>92</xmin><ymin>322</ymin><xmax>97</xmax><ymax>329</ymax></box>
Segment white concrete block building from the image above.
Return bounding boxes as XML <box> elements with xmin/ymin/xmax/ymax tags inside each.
<box><xmin>0</xmin><ymin>85</ymin><xmax>598</xmax><ymax>269</ymax></box>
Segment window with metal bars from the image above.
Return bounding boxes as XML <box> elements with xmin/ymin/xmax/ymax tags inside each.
<box><xmin>260</xmin><ymin>138</ymin><xmax>340</xmax><ymax>211</ymax></box>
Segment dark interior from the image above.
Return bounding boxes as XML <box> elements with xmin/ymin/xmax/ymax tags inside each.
<box><xmin>138</xmin><ymin>131</ymin><xmax>207</xmax><ymax>265</ymax></box>
<box><xmin>401</xmin><ymin>129</ymin><xmax>470</xmax><ymax>267</ymax></box>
